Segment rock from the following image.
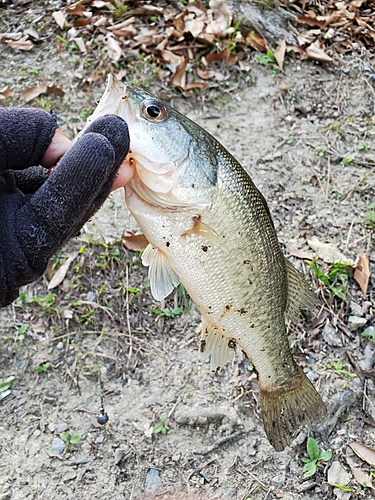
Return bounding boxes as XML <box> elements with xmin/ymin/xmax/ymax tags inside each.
<box><xmin>48</xmin><ymin>422</ymin><xmax>55</xmax><ymax>433</ymax></box>
<box><xmin>350</xmin><ymin>301</ymin><xmax>363</xmax><ymax>317</ymax></box>
<box><xmin>50</xmin><ymin>438</ymin><xmax>66</xmax><ymax>454</ymax></box>
<box><xmin>322</xmin><ymin>321</ymin><xmax>343</xmax><ymax>347</ymax></box>
<box><xmin>144</xmin><ymin>469</ymin><xmax>163</xmax><ymax>496</ymax></box>
<box><xmin>327</xmin><ymin>461</ymin><xmax>350</xmax><ymax>486</ymax></box>
<box><xmin>95</xmin><ymin>433</ymin><xmax>104</xmax><ymax>444</ymax></box>
<box><xmin>114</xmin><ymin>449</ymin><xmax>126</xmax><ymax>465</ymax></box>
<box><xmin>57</xmin><ymin>422</ymin><xmax>69</xmax><ymax>433</ymax></box>
<box><xmin>347</xmin><ymin>316</ymin><xmax>367</xmax><ymax>331</ymax></box>
<box><xmin>333</xmin><ymin>488</ymin><xmax>351</xmax><ymax>500</ymax></box>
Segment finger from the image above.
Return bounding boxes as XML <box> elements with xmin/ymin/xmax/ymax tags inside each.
<box><xmin>111</xmin><ymin>160</ymin><xmax>135</xmax><ymax>191</ymax></box>
<box><xmin>0</xmin><ymin>108</ymin><xmax>57</xmax><ymax>172</ymax></box>
<box><xmin>41</xmin><ymin>128</ymin><xmax>71</xmax><ymax>168</ymax></box>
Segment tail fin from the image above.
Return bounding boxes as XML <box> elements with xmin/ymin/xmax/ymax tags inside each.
<box><xmin>259</xmin><ymin>367</ymin><xmax>327</xmax><ymax>452</ymax></box>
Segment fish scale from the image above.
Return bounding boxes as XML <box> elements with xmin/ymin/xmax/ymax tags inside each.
<box><xmin>81</xmin><ymin>74</ymin><xmax>327</xmax><ymax>451</ymax></box>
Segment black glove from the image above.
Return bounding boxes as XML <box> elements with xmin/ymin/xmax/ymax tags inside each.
<box><xmin>0</xmin><ymin>108</ymin><xmax>130</xmax><ymax>307</ymax></box>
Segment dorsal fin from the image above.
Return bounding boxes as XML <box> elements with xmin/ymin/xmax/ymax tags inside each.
<box><xmin>199</xmin><ymin>317</ymin><xmax>235</xmax><ymax>371</ymax></box>
<box><xmin>141</xmin><ymin>244</ymin><xmax>180</xmax><ymax>301</ymax></box>
<box><xmin>284</xmin><ymin>257</ymin><xmax>318</xmax><ymax>322</ymax></box>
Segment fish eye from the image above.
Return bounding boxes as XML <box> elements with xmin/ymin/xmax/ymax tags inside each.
<box><xmin>141</xmin><ymin>99</ymin><xmax>167</xmax><ymax>122</ymax></box>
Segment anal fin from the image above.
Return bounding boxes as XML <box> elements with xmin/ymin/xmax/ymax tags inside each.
<box><xmin>199</xmin><ymin>317</ymin><xmax>235</xmax><ymax>371</ymax></box>
<box><xmin>142</xmin><ymin>244</ymin><xmax>180</xmax><ymax>301</ymax></box>
<box><xmin>259</xmin><ymin>366</ymin><xmax>327</xmax><ymax>452</ymax></box>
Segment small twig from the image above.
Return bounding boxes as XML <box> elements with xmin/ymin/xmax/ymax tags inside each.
<box><xmin>309</xmin><ymin>161</ymin><xmax>328</xmax><ymax>202</ymax></box>
<box><xmin>194</xmin><ymin>430</ymin><xmax>242</xmax><ymax>456</ymax></box>
<box><xmin>346</xmin><ymin>352</ymin><xmax>375</xmax><ymax>382</ymax></box>
<box><xmin>345</xmin><ymin>219</ymin><xmax>355</xmax><ymax>252</ymax></box>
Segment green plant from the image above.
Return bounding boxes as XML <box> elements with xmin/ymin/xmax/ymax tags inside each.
<box><xmin>60</xmin><ymin>431</ymin><xmax>81</xmax><ymax>445</ymax></box>
<box><xmin>148</xmin><ymin>307</ymin><xmax>182</xmax><ymax>318</ymax></box>
<box><xmin>17</xmin><ymin>324</ymin><xmax>29</xmax><ymax>345</ymax></box>
<box><xmin>307</xmin><ymin>260</ymin><xmax>350</xmax><ymax>300</ymax></box>
<box><xmin>0</xmin><ymin>380</ymin><xmax>12</xmax><ymax>399</ymax></box>
<box><xmin>326</xmin><ymin>360</ymin><xmax>356</xmax><ymax>377</ymax></box>
<box><xmin>301</xmin><ymin>437</ymin><xmax>332</xmax><ymax>477</ymax></box>
<box><xmin>35</xmin><ymin>362</ymin><xmax>52</xmax><ymax>373</ymax></box>
<box><xmin>255</xmin><ymin>49</ymin><xmax>276</xmax><ymax>66</ymax></box>
<box><xmin>364</xmin><ymin>202</ymin><xmax>375</xmax><ymax>228</ymax></box>
<box><xmin>284</xmin><ymin>136</ymin><xmax>294</xmax><ymax>144</ymax></box>
<box><xmin>315</xmin><ymin>146</ymin><xmax>327</xmax><ymax>156</ymax></box>
<box><xmin>341</xmin><ymin>153</ymin><xmax>355</xmax><ymax>165</ymax></box>
<box><xmin>153</xmin><ymin>413</ymin><xmax>169</xmax><ymax>435</ymax></box>
<box><xmin>358</xmin><ymin>141</ymin><xmax>371</xmax><ymax>151</ymax></box>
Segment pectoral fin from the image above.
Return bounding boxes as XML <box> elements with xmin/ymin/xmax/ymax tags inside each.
<box><xmin>284</xmin><ymin>258</ymin><xmax>318</xmax><ymax>322</ymax></box>
<box><xmin>142</xmin><ymin>244</ymin><xmax>180</xmax><ymax>301</ymax></box>
<box><xmin>183</xmin><ymin>217</ymin><xmax>221</xmax><ymax>246</ymax></box>
<box><xmin>199</xmin><ymin>318</ymin><xmax>235</xmax><ymax>371</ymax></box>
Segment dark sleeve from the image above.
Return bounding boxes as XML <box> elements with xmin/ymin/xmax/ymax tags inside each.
<box><xmin>0</xmin><ymin>108</ymin><xmax>58</xmax><ymax>172</ymax></box>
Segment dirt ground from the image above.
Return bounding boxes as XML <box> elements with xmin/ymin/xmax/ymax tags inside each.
<box><xmin>1</xmin><ymin>1</ymin><xmax>375</xmax><ymax>499</ymax></box>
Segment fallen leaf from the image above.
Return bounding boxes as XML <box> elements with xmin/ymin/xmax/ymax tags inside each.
<box><xmin>207</xmin><ymin>0</ymin><xmax>233</xmax><ymax>37</ymax></box>
<box><xmin>66</xmin><ymin>5</ymin><xmax>87</xmax><ymax>16</ymax></box>
<box><xmin>196</xmin><ymin>68</ymin><xmax>215</xmax><ymax>79</ymax></box>
<box><xmin>73</xmin><ymin>37</ymin><xmax>87</xmax><ymax>53</ymax></box>
<box><xmin>238</xmin><ymin>60</ymin><xmax>251</xmax><ymax>72</ymax></box>
<box><xmin>0</xmin><ymin>85</ymin><xmax>13</xmax><ymax>100</ymax></box>
<box><xmin>350</xmin><ymin>442</ymin><xmax>375</xmax><ymax>468</ymax></box>
<box><xmin>4</xmin><ymin>36</ymin><xmax>34</xmax><ymax>51</ymax></box>
<box><xmin>20</xmin><ymin>84</ymin><xmax>64</xmax><ymax>102</ymax></box>
<box><xmin>350</xmin><ymin>466</ymin><xmax>373</xmax><ymax>489</ymax></box>
<box><xmin>184</xmin><ymin>18</ymin><xmax>204</xmax><ymax>38</ymax></box>
<box><xmin>288</xmin><ymin>248</ymin><xmax>313</xmax><ymax>260</ymax></box>
<box><xmin>52</xmin><ymin>10</ymin><xmax>67</xmax><ymax>29</ymax></box>
<box><xmin>106</xmin><ymin>36</ymin><xmax>122</xmax><ymax>62</ymax></box>
<box><xmin>204</xmin><ymin>48</ymin><xmax>230</xmax><ymax>63</ymax></box>
<box><xmin>48</xmin><ymin>252</ymin><xmax>79</xmax><ymax>290</ymax></box>
<box><xmin>354</xmin><ymin>253</ymin><xmax>370</xmax><ymax>296</ymax></box>
<box><xmin>306</xmin><ymin>42</ymin><xmax>333</xmax><ymax>63</ymax></box>
<box><xmin>107</xmin><ymin>17</ymin><xmax>136</xmax><ymax>31</ymax></box>
<box><xmin>123</xmin><ymin>232</ymin><xmax>149</xmax><ymax>252</ymax></box>
<box><xmin>279</xmin><ymin>82</ymin><xmax>291</xmax><ymax>91</ymax></box>
<box><xmin>171</xmin><ymin>58</ymin><xmax>188</xmax><ymax>89</ymax></box>
<box><xmin>297</xmin><ymin>13</ymin><xmax>342</xmax><ymax>28</ymax></box>
<box><xmin>307</xmin><ymin>237</ymin><xmax>355</xmax><ymax>265</ymax></box>
<box><xmin>274</xmin><ymin>39</ymin><xmax>286</xmax><ymax>71</ymax></box>
<box><xmin>336</xmin><ymin>2</ymin><xmax>356</xmax><ymax>20</ymax></box>
<box><xmin>246</xmin><ymin>32</ymin><xmax>267</xmax><ymax>51</ymax></box>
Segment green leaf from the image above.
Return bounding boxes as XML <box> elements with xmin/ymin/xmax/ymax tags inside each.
<box><xmin>303</xmin><ymin>461</ymin><xmax>317</xmax><ymax>478</ymax></box>
<box><xmin>301</xmin><ymin>457</ymin><xmax>310</xmax><ymax>463</ymax></box>
<box><xmin>60</xmin><ymin>431</ymin><xmax>69</xmax><ymax>442</ymax></box>
<box><xmin>319</xmin><ymin>451</ymin><xmax>332</xmax><ymax>462</ymax></box>
<box><xmin>0</xmin><ymin>381</ymin><xmax>11</xmax><ymax>392</ymax></box>
<box><xmin>333</xmin><ymin>484</ymin><xmax>352</xmax><ymax>492</ymax></box>
<box><xmin>307</xmin><ymin>437</ymin><xmax>320</xmax><ymax>461</ymax></box>
<box><xmin>70</xmin><ymin>434</ymin><xmax>81</xmax><ymax>444</ymax></box>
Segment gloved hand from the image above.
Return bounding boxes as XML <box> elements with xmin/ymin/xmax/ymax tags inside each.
<box><xmin>0</xmin><ymin>107</ymin><xmax>132</xmax><ymax>307</ymax></box>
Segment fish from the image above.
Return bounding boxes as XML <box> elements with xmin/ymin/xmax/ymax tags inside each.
<box><xmin>81</xmin><ymin>75</ymin><xmax>327</xmax><ymax>451</ymax></box>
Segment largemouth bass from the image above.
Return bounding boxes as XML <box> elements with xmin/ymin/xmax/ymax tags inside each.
<box><xmin>83</xmin><ymin>75</ymin><xmax>326</xmax><ymax>451</ymax></box>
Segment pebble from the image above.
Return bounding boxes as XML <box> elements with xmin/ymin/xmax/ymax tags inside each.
<box><xmin>57</xmin><ymin>422</ymin><xmax>69</xmax><ymax>433</ymax></box>
<box><xmin>114</xmin><ymin>449</ymin><xmax>126</xmax><ymax>465</ymax></box>
<box><xmin>85</xmin><ymin>291</ymin><xmax>96</xmax><ymax>302</ymax></box>
<box><xmin>100</xmin><ymin>366</ymin><xmax>107</xmax><ymax>374</ymax></box>
<box><xmin>363</xmin><ymin>325</ymin><xmax>375</xmax><ymax>337</ymax></box>
<box><xmin>50</xmin><ymin>437</ymin><xmax>66</xmax><ymax>454</ymax></box>
<box><xmin>95</xmin><ymin>433</ymin><xmax>104</xmax><ymax>444</ymax></box>
<box><xmin>144</xmin><ymin>469</ymin><xmax>163</xmax><ymax>497</ymax></box>
<box><xmin>347</xmin><ymin>316</ymin><xmax>367</xmax><ymax>331</ymax></box>
<box><xmin>322</xmin><ymin>321</ymin><xmax>342</xmax><ymax>347</ymax></box>
<box><xmin>327</xmin><ymin>461</ymin><xmax>350</xmax><ymax>486</ymax></box>
<box><xmin>350</xmin><ymin>301</ymin><xmax>363</xmax><ymax>317</ymax></box>
<box><xmin>48</xmin><ymin>422</ymin><xmax>55</xmax><ymax>433</ymax></box>
<box><xmin>56</xmin><ymin>342</ymin><xmax>64</xmax><ymax>350</ymax></box>
<box><xmin>33</xmin><ymin>429</ymin><xmax>41</xmax><ymax>438</ymax></box>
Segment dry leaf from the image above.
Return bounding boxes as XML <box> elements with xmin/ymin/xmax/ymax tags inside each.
<box><xmin>279</xmin><ymin>82</ymin><xmax>291</xmax><ymax>91</ymax></box>
<box><xmin>123</xmin><ymin>232</ymin><xmax>149</xmax><ymax>252</ymax></box>
<box><xmin>196</xmin><ymin>68</ymin><xmax>215</xmax><ymax>79</ymax></box>
<box><xmin>274</xmin><ymin>39</ymin><xmax>286</xmax><ymax>71</ymax></box>
<box><xmin>354</xmin><ymin>253</ymin><xmax>370</xmax><ymax>296</ymax></box>
<box><xmin>238</xmin><ymin>60</ymin><xmax>251</xmax><ymax>72</ymax></box>
<box><xmin>184</xmin><ymin>18</ymin><xmax>204</xmax><ymax>38</ymax></box>
<box><xmin>66</xmin><ymin>5</ymin><xmax>87</xmax><ymax>16</ymax></box>
<box><xmin>350</xmin><ymin>466</ymin><xmax>373</xmax><ymax>489</ymax></box>
<box><xmin>246</xmin><ymin>32</ymin><xmax>267</xmax><ymax>51</ymax></box>
<box><xmin>106</xmin><ymin>36</ymin><xmax>122</xmax><ymax>62</ymax></box>
<box><xmin>204</xmin><ymin>48</ymin><xmax>230</xmax><ymax>63</ymax></box>
<box><xmin>297</xmin><ymin>13</ymin><xmax>342</xmax><ymax>28</ymax></box>
<box><xmin>52</xmin><ymin>11</ymin><xmax>67</xmax><ymax>29</ymax></box>
<box><xmin>48</xmin><ymin>252</ymin><xmax>79</xmax><ymax>290</ymax></box>
<box><xmin>171</xmin><ymin>58</ymin><xmax>188</xmax><ymax>89</ymax></box>
<box><xmin>288</xmin><ymin>248</ymin><xmax>313</xmax><ymax>260</ymax></box>
<box><xmin>4</xmin><ymin>36</ymin><xmax>34</xmax><ymax>51</ymax></box>
<box><xmin>306</xmin><ymin>42</ymin><xmax>333</xmax><ymax>62</ymax></box>
<box><xmin>207</xmin><ymin>0</ymin><xmax>233</xmax><ymax>37</ymax></box>
<box><xmin>350</xmin><ymin>442</ymin><xmax>375</xmax><ymax>468</ymax></box>
<box><xmin>307</xmin><ymin>237</ymin><xmax>354</xmax><ymax>265</ymax></box>
<box><xmin>0</xmin><ymin>85</ymin><xmax>13</xmax><ymax>100</ymax></box>
<box><xmin>73</xmin><ymin>37</ymin><xmax>87</xmax><ymax>53</ymax></box>
<box><xmin>20</xmin><ymin>84</ymin><xmax>64</xmax><ymax>102</ymax></box>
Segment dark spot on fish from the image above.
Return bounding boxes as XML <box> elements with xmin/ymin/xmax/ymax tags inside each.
<box><xmin>239</xmin><ymin>308</ymin><xmax>247</xmax><ymax>314</ymax></box>
<box><xmin>243</xmin><ymin>260</ymin><xmax>250</xmax><ymax>264</ymax></box>
<box><xmin>248</xmin><ymin>279</ymin><xmax>252</xmax><ymax>285</ymax></box>
<box><xmin>166</xmin><ymin>242</ymin><xmax>170</xmax><ymax>247</ymax></box>
<box><xmin>192</xmin><ymin>183</ymin><xmax>195</xmax><ymax>188</ymax></box>
<box><xmin>200</xmin><ymin>340</ymin><xmax>206</xmax><ymax>353</ymax></box>
<box><xmin>222</xmin><ymin>328</ymin><xmax>226</xmax><ymax>332</ymax></box>
<box><xmin>250</xmin><ymin>323</ymin><xmax>254</xmax><ymax>328</ymax></box>
<box><xmin>202</xmin><ymin>246</ymin><xmax>208</xmax><ymax>252</ymax></box>
<box><xmin>225</xmin><ymin>304</ymin><xmax>231</xmax><ymax>311</ymax></box>
<box><xmin>228</xmin><ymin>339</ymin><xmax>236</xmax><ymax>349</ymax></box>
<box><xmin>208</xmin><ymin>306</ymin><xmax>212</xmax><ymax>309</ymax></box>
<box><xmin>260</xmin><ymin>348</ymin><xmax>265</xmax><ymax>352</ymax></box>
